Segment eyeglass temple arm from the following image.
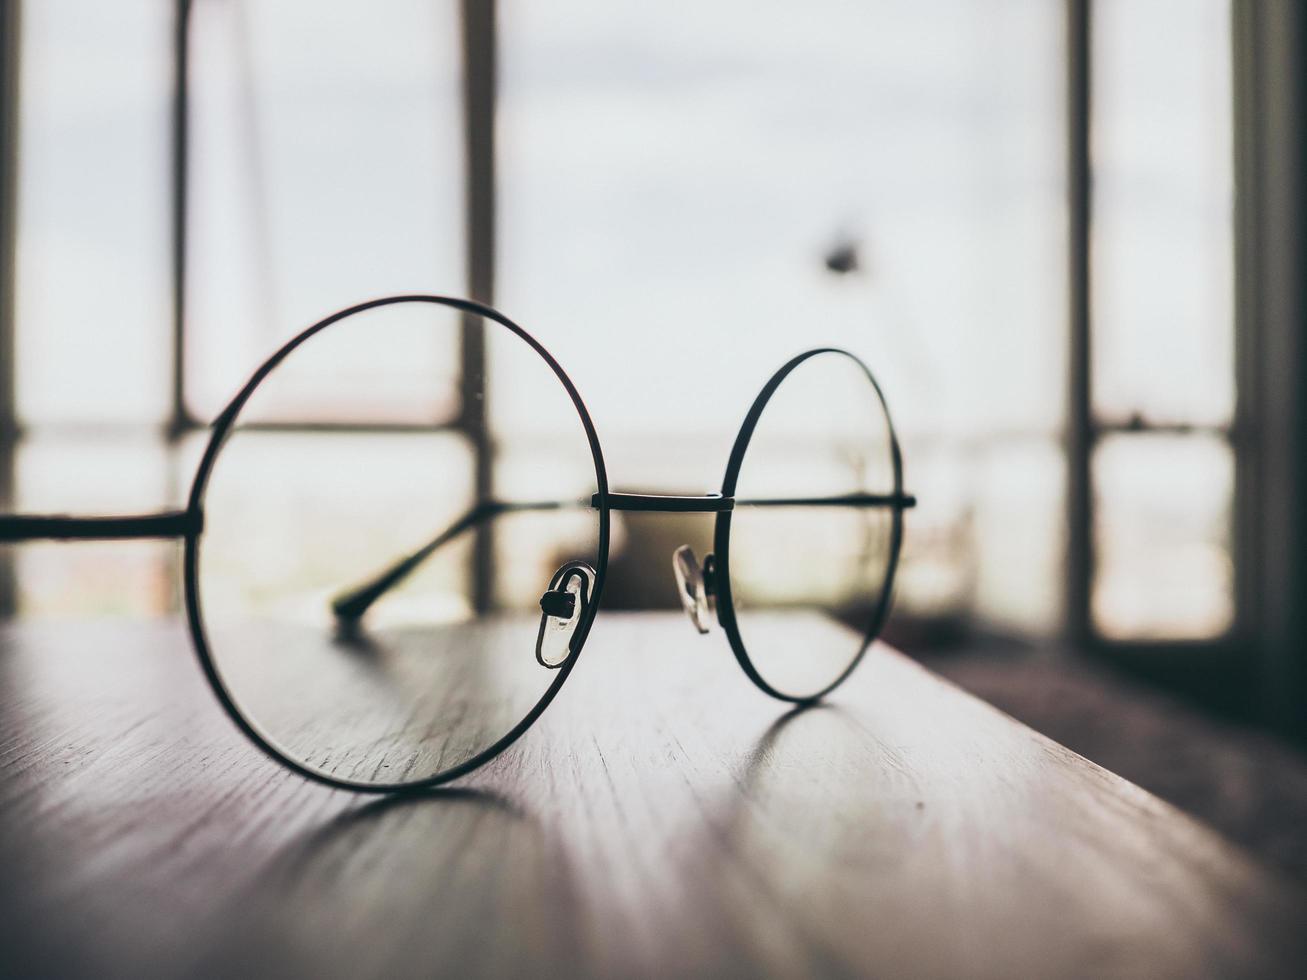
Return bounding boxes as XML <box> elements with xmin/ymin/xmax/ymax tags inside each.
<box><xmin>329</xmin><ymin>490</ymin><xmax>915</xmax><ymax>624</ymax></box>
<box><xmin>734</xmin><ymin>492</ymin><xmax>917</xmax><ymax>509</ymax></box>
<box><xmin>0</xmin><ymin>511</ymin><xmax>200</xmax><ymax>542</ymax></box>
<box><xmin>328</xmin><ymin>499</ymin><xmax>567</xmax><ymax>623</ymax></box>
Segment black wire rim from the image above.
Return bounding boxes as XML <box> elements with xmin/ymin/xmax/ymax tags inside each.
<box><xmin>183</xmin><ymin>294</ymin><xmax>611</xmax><ymax>794</ymax></box>
<box><xmin>713</xmin><ymin>347</ymin><xmax>906</xmax><ymax>704</ymax></box>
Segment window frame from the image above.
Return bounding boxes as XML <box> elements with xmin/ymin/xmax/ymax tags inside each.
<box><xmin>0</xmin><ymin>0</ymin><xmax>18</xmax><ymax>616</ymax></box>
<box><xmin>1065</xmin><ymin>0</ymin><xmax>1246</xmax><ymax>672</ymax></box>
<box><xmin>1</xmin><ymin>0</ymin><xmax>1299</xmax><ymax>728</ymax></box>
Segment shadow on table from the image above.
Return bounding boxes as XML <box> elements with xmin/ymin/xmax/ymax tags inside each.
<box><xmin>742</xmin><ymin>701</ymin><xmax>834</xmax><ymax>780</ymax></box>
<box><xmin>269</xmin><ymin>785</ymin><xmax>525</xmax><ymax>881</ymax></box>
<box><xmin>191</xmin><ymin>783</ymin><xmax>586</xmax><ymax>977</ymax></box>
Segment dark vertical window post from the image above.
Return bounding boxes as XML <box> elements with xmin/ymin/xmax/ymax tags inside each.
<box><xmin>1231</xmin><ymin>0</ymin><xmax>1307</xmax><ymax>732</ymax></box>
<box><xmin>461</xmin><ymin>0</ymin><xmax>496</xmax><ymax>612</ymax></box>
<box><xmin>0</xmin><ymin>0</ymin><xmax>19</xmax><ymax>616</ymax></box>
<box><xmin>1066</xmin><ymin>0</ymin><xmax>1093</xmax><ymax>646</ymax></box>
<box><xmin>165</xmin><ymin>0</ymin><xmax>193</xmax><ymax>611</ymax></box>
<box><xmin>170</xmin><ymin>0</ymin><xmax>192</xmax><ymax>443</ymax></box>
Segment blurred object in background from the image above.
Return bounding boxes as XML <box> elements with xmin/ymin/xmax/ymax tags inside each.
<box><xmin>823</xmin><ymin>237</ymin><xmax>861</xmax><ymax>277</ymax></box>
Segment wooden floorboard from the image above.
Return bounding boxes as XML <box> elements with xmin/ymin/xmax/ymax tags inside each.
<box><xmin>1</xmin><ymin>612</ymin><xmax>1304</xmax><ymax>979</ymax></box>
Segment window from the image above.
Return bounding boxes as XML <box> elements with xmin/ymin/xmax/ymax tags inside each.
<box><xmin>0</xmin><ymin>0</ymin><xmax>1240</xmax><ymax>651</ymax></box>
<box><xmin>10</xmin><ymin>0</ymin><xmax>174</xmax><ymax>615</ymax></box>
<box><xmin>499</xmin><ymin>0</ymin><xmax>1067</xmax><ymax>633</ymax></box>
<box><xmin>185</xmin><ymin>0</ymin><xmax>465</xmax><ymax>421</ymax></box>
<box><xmin>1089</xmin><ymin>0</ymin><xmax>1234</xmax><ymax>641</ymax></box>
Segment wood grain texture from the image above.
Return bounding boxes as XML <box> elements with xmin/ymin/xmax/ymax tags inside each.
<box><xmin>0</xmin><ymin>612</ymin><xmax>1304</xmax><ymax>979</ymax></box>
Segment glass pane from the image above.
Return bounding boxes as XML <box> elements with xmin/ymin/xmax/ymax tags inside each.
<box><xmin>15</xmin><ymin>0</ymin><xmax>171</xmax><ymax>426</ymax></box>
<box><xmin>13</xmin><ymin>437</ymin><xmax>174</xmax><ymax>616</ymax></box>
<box><xmin>498</xmin><ymin>0</ymin><xmax>1065</xmax><ymax>480</ymax></box>
<box><xmin>1092</xmin><ymin>0</ymin><xmax>1233</xmax><ymax>427</ymax></box>
<box><xmin>186</xmin><ymin>0</ymin><xmax>464</xmax><ymax>422</ymax></box>
<box><xmin>972</xmin><ymin>440</ymin><xmax>1065</xmax><ymax>634</ymax></box>
<box><xmin>889</xmin><ymin>443</ymin><xmax>970</xmax><ymax>623</ymax></box>
<box><xmin>891</xmin><ymin>438</ymin><xmax>1064</xmax><ymax>634</ymax></box>
<box><xmin>1093</xmin><ymin>433</ymin><xmax>1233</xmax><ymax>640</ymax></box>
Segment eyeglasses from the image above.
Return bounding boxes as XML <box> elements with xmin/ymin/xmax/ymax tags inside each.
<box><xmin>0</xmin><ymin>295</ymin><xmax>915</xmax><ymax>793</ymax></box>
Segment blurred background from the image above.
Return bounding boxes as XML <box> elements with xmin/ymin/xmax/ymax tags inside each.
<box><xmin>2</xmin><ymin>0</ymin><xmax>1306</xmax><ymax>870</ymax></box>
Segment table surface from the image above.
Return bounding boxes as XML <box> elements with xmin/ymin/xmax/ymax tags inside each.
<box><xmin>1</xmin><ymin>612</ymin><xmax>1304</xmax><ymax>979</ymax></box>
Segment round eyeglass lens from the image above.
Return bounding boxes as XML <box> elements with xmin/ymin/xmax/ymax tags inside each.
<box><xmin>725</xmin><ymin>351</ymin><xmax>900</xmax><ymax>700</ymax></box>
<box><xmin>191</xmin><ymin>299</ymin><xmax>604</xmax><ymax>789</ymax></box>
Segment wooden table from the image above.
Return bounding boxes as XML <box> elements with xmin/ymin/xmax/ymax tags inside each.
<box><xmin>1</xmin><ymin>613</ymin><xmax>1304</xmax><ymax>979</ymax></box>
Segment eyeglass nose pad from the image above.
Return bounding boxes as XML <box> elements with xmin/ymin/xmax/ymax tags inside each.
<box><xmin>672</xmin><ymin>545</ymin><xmax>715</xmax><ymax>635</ymax></box>
<box><xmin>535</xmin><ymin>560</ymin><xmax>596</xmax><ymax>669</ymax></box>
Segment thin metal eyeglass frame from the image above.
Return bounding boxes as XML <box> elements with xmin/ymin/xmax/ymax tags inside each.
<box><xmin>0</xmin><ymin>294</ymin><xmax>916</xmax><ymax>795</ymax></box>
<box><xmin>330</xmin><ymin>489</ymin><xmax>914</xmax><ymax>623</ymax></box>
<box><xmin>0</xmin><ymin>295</ymin><xmax>610</xmax><ymax>795</ymax></box>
